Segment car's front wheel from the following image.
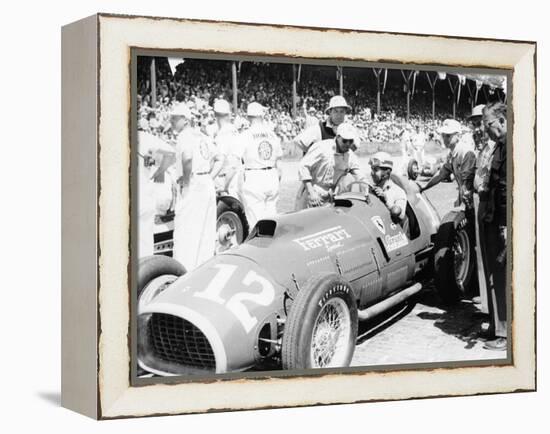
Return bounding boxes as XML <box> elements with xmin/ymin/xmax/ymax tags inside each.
<box><xmin>281</xmin><ymin>273</ymin><xmax>358</xmax><ymax>370</ymax></box>
<box><xmin>137</xmin><ymin>255</ymin><xmax>186</xmax><ymax>299</ymax></box>
<box><xmin>433</xmin><ymin>210</ymin><xmax>476</xmax><ymax>304</ymax></box>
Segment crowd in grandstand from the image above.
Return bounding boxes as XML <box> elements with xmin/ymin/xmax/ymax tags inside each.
<box><xmin>137</xmin><ymin>58</ymin><xmax>482</xmax><ymax>154</ymax></box>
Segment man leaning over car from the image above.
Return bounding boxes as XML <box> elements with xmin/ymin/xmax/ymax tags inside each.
<box><xmin>296</xmin><ymin>122</ymin><xmax>362</xmax><ymax>210</ymax></box>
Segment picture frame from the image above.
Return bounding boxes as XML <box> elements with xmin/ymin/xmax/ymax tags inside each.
<box><xmin>61</xmin><ymin>13</ymin><xmax>536</xmax><ymax>419</ymax></box>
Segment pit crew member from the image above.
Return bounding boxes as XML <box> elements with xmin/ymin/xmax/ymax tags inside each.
<box><xmin>171</xmin><ymin>102</ymin><xmax>223</xmax><ymax>271</ymax></box>
<box><xmin>239</xmin><ymin>102</ymin><xmax>283</xmax><ymax>229</ymax></box>
<box><xmin>420</xmin><ymin>119</ymin><xmax>476</xmax><ymax>209</ymax></box>
<box><xmin>286</xmin><ymin>95</ymin><xmax>352</xmax><ymax>154</ymax></box>
<box><xmin>296</xmin><ymin>122</ymin><xmax>362</xmax><ymax>210</ymax></box>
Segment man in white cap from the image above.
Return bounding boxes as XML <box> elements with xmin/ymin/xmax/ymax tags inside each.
<box><xmin>238</xmin><ymin>102</ymin><xmax>283</xmax><ymax>228</ymax></box>
<box><xmin>171</xmin><ymin>102</ymin><xmax>224</xmax><ymax>271</ymax></box>
<box><xmin>296</xmin><ymin>122</ymin><xmax>362</xmax><ymax>210</ymax></box>
<box><xmin>420</xmin><ymin>118</ymin><xmax>476</xmax><ymax>209</ymax></box>
<box><xmin>212</xmin><ymin>99</ymin><xmax>243</xmax><ymax>198</ymax></box>
<box><xmin>286</xmin><ymin>95</ymin><xmax>352</xmax><ymax>155</ymax></box>
<box><xmin>369</xmin><ymin>151</ymin><xmax>407</xmax><ymax>222</ymax></box>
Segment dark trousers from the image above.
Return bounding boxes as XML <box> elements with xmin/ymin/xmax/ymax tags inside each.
<box><xmin>478</xmin><ymin>200</ymin><xmax>507</xmax><ymax>338</ymax></box>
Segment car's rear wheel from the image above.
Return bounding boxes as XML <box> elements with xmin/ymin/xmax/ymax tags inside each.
<box><xmin>433</xmin><ymin>211</ymin><xmax>476</xmax><ymax>304</ymax></box>
<box><xmin>281</xmin><ymin>273</ymin><xmax>358</xmax><ymax>370</ymax></box>
<box><xmin>216</xmin><ymin>196</ymin><xmax>249</xmax><ymax>252</ymax></box>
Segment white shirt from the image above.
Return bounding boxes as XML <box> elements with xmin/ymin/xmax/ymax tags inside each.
<box><xmin>175</xmin><ymin>127</ymin><xmax>218</xmax><ymax>177</ymax></box>
<box><xmin>239</xmin><ymin>124</ymin><xmax>282</xmax><ymax>169</ymax></box>
<box><xmin>215</xmin><ymin>123</ymin><xmax>243</xmax><ymax>171</ymax></box>
<box><xmin>298</xmin><ymin>139</ymin><xmax>360</xmax><ymax>189</ymax></box>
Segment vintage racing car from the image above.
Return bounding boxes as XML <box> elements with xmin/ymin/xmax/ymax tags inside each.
<box><xmin>137</xmin><ymin>175</ymin><xmax>476</xmax><ymax>376</ymax></box>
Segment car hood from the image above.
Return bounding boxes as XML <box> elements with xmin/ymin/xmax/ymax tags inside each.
<box><xmin>139</xmin><ymin>254</ymin><xmax>285</xmax><ymax>373</ymax></box>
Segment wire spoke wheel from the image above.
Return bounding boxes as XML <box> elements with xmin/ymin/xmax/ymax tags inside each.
<box><xmin>215</xmin><ymin>210</ymin><xmax>244</xmax><ymax>253</ymax></box>
<box><xmin>453</xmin><ymin>229</ymin><xmax>470</xmax><ymax>290</ymax></box>
<box><xmin>310</xmin><ymin>296</ymin><xmax>352</xmax><ymax>368</ymax></box>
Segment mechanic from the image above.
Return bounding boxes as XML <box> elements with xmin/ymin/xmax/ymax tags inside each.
<box><xmin>369</xmin><ymin>152</ymin><xmax>408</xmax><ymax>223</ymax></box>
<box><xmin>296</xmin><ymin>122</ymin><xmax>363</xmax><ymax>210</ymax></box>
<box><xmin>419</xmin><ymin>119</ymin><xmax>476</xmax><ymax>210</ymax></box>
<box><xmin>171</xmin><ymin>102</ymin><xmax>224</xmax><ymax>271</ymax></box>
<box><xmin>238</xmin><ymin>102</ymin><xmax>283</xmax><ymax>229</ymax></box>
<box><xmin>479</xmin><ymin>101</ymin><xmax>508</xmax><ymax>351</ymax></box>
<box><xmin>285</xmin><ymin>95</ymin><xmax>352</xmax><ymax>155</ymax></box>
<box><xmin>212</xmin><ymin>99</ymin><xmax>243</xmax><ymax>198</ymax></box>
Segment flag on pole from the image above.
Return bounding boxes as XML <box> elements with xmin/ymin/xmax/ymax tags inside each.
<box><xmin>167</xmin><ymin>57</ymin><xmax>184</xmax><ymax>76</ymax></box>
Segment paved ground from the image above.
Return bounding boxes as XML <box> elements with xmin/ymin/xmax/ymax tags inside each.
<box><xmin>276</xmin><ymin>156</ymin><xmax>508</xmax><ymax>366</ymax></box>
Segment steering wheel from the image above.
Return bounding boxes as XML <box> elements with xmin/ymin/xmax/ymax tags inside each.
<box><xmin>339</xmin><ymin>180</ymin><xmax>372</xmax><ymax>194</ymax></box>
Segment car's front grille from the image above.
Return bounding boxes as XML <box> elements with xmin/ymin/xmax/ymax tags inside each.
<box><xmin>147</xmin><ymin>313</ymin><xmax>216</xmax><ymax>370</ymax></box>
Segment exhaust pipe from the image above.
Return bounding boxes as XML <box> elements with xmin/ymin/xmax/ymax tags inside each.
<box><xmin>357</xmin><ymin>283</ymin><xmax>422</xmax><ymax>321</ymax></box>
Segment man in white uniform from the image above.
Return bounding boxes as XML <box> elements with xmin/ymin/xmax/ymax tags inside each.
<box><xmin>212</xmin><ymin>99</ymin><xmax>243</xmax><ymax>198</ymax></box>
<box><xmin>239</xmin><ymin>102</ymin><xmax>283</xmax><ymax>229</ymax></box>
<box><xmin>296</xmin><ymin>122</ymin><xmax>363</xmax><ymax>210</ymax></box>
<box><xmin>286</xmin><ymin>95</ymin><xmax>352</xmax><ymax>154</ymax></box>
<box><xmin>171</xmin><ymin>102</ymin><xmax>224</xmax><ymax>271</ymax></box>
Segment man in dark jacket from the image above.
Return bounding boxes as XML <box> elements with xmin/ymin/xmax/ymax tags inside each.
<box><xmin>480</xmin><ymin>101</ymin><xmax>508</xmax><ymax>351</ymax></box>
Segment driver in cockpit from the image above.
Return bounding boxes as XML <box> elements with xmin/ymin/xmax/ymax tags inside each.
<box><xmin>368</xmin><ymin>152</ymin><xmax>408</xmax><ymax>224</ymax></box>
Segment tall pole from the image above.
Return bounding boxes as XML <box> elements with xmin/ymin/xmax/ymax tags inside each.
<box><xmin>150</xmin><ymin>57</ymin><xmax>157</xmax><ymax>108</ymax></box>
<box><xmin>406</xmin><ymin>88</ymin><xmax>410</xmax><ymax>122</ymax></box>
<box><xmin>432</xmin><ymin>89</ymin><xmax>436</xmax><ymax>120</ymax></box>
<box><xmin>377</xmin><ymin>76</ymin><xmax>381</xmax><ymax>115</ymax></box>
<box><xmin>425</xmin><ymin>72</ymin><xmax>438</xmax><ymax>121</ymax></box>
<box><xmin>401</xmin><ymin>70</ymin><xmax>413</xmax><ymax>122</ymax></box>
<box><xmin>231</xmin><ymin>61</ymin><xmax>238</xmax><ymax>115</ymax></box>
<box><xmin>339</xmin><ymin>67</ymin><xmax>344</xmax><ymax>96</ymax></box>
<box><xmin>292</xmin><ymin>64</ymin><xmax>298</xmax><ymax>118</ymax></box>
<box><xmin>372</xmin><ymin>69</ymin><xmax>382</xmax><ymax>115</ymax></box>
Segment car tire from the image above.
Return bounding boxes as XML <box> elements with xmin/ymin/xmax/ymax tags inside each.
<box><xmin>137</xmin><ymin>255</ymin><xmax>186</xmax><ymax>298</ymax></box>
<box><xmin>217</xmin><ymin>195</ymin><xmax>249</xmax><ymax>244</ymax></box>
<box><xmin>433</xmin><ymin>210</ymin><xmax>476</xmax><ymax>304</ymax></box>
<box><xmin>281</xmin><ymin>273</ymin><xmax>358</xmax><ymax>370</ymax></box>
<box><xmin>407</xmin><ymin>159</ymin><xmax>419</xmax><ymax>180</ymax></box>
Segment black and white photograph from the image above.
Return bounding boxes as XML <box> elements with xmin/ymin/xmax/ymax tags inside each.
<box><xmin>134</xmin><ymin>54</ymin><xmax>510</xmax><ymax>379</ymax></box>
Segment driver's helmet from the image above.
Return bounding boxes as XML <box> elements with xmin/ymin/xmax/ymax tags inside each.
<box><xmin>370</xmin><ymin>152</ymin><xmax>393</xmax><ymax>170</ymax></box>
